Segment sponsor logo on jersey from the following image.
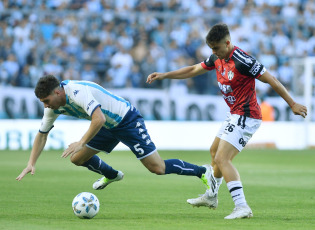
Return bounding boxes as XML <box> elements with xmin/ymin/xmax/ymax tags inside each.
<box><xmin>228</xmin><ymin>71</ymin><xmax>234</xmax><ymax>80</ymax></box>
<box><xmin>218</xmin><ymin>82</ymin><xmax>233</xmax><ymax>94</ymax></box>
<box><xmin>249</xmin><ymin>61</ymin><xmax>262</xmax><ymax>76</ymax></box>
<box><xmin>245</xmin><ymin>58</ymin><xmax>253</xmax><ymax>64</ymax></box>
<box><xmin>73</xmin><ymin>90</ymin><xmax>79</xmax><ymax>96</ymax></box>
<box><xmin>222</xmin><ymin>95</ymin><xmax>236</xmax><ymax>104</ymax></box>
<box><xmin>86</xmin><ymin>100</ymin><xmax>94</xmax><ymax>111</ymax></box>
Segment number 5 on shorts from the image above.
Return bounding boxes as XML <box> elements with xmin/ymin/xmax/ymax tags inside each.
<box><xmin>134</xmin><ymin>143</ymin><xmax>144</xmax><ymax>155</ymax></box>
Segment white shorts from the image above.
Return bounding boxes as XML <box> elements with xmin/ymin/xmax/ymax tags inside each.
<box><xmin>216</xmin><ymin>113</ymin><xmax>262</xmax><ymax>152</ymax></box>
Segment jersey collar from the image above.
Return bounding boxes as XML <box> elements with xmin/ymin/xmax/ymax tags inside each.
<box><xmin>225</xmin><ymin>46</ymin><xmax>238</xmax><ymax>62</ymax></box>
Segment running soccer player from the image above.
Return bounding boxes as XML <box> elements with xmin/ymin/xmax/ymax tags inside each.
<box><xmin>147</xmin><ymin>23</ymin><xmax>307</xmax><ymax>219</ymax></box>
<box><xmin>16</xmin><ymin>75</ymin><xmax>216</xmax><ymax>198</ymax></box>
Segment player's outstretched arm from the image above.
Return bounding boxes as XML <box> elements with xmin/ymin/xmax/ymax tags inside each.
<box><xmin>146</xmin><ymin>72</ymin><xmax>166</xmax><ymax>84</ymax></box>
<box><xmin>16</xmin><ymin>132</ymin><xmax>48</xmax><ymax>181</ymax></box>
<box><xmin>146</xmin><ymin>64</ymin><xmax>208</xmax><ymax>84</ymax></box>
<box><xmin>258</xmin><ymin>72</ymin><xmax>308</xmax><ymax>118</ymax></box>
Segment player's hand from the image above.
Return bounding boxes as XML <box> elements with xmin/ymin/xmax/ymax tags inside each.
<box><xmin>61</xmin><ymin>142</ymin><xmax>84</xmax><ymax>158</ymax></box>
<box><xmin>291</xmin><ymin>102</ymin><xmax>307</xmax><ymax>118</ymax></box>
<box><xmin>146</xmin><ymin>72</ymin><xmax>165</xmax><ymax>84</ymax></box>
<box><xmin>16</xmin><ymin>165</ymin><xmax>35</xmax><ymax>181</ymax></box>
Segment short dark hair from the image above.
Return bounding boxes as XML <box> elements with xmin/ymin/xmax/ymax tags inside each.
<box><xmin>35</xmin><ymin>75</ymin><xmax>60</xmax><ymax>99</ymax></box>
<box><xmin>206</xmin><ymin>23</ymin><xmax>230</xmax><ymax>44</ymax></box>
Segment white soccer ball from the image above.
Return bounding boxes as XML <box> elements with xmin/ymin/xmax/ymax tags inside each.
<box><xmin>72</xmin><ymin>192</ymin><xmax>100</xmax><ymax>219</ymax></box>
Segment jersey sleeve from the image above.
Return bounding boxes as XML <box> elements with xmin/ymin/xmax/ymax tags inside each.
<box><xmin>39</xmin><ymin>108</ymin><xmax>59</xmax><ymax>133</ymax></box>
<box><xmin>201</xmin><ymin>54</ymin><xmax>217</xmax><ymax>71</ymax></box>
<box><xmin>69</xmin><ymin>84</ymin><xmax>101</xmax><ymax>117</ymax></box>
<box><xmin>233</xmin><ymin>49</ymin><xmax>266</xmax><ymax>78</ymax></box>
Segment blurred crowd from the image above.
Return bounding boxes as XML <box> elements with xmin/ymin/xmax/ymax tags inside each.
<box><xmin>0</xmin><ymin>0</ymin><xmax>314</xmax><ymax>97</ymax></box>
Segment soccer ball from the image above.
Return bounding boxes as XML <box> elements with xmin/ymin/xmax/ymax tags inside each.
<box><xmin>72</xmin><ymin>192</ymin><xmax>100</xmax><ymax>219</ymax></box>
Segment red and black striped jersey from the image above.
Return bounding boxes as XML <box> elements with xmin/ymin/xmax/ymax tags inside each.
<box><xmin>201</xmin><ymin>46</ymin><xmax>266</xmax><ymax>119</ymax></box>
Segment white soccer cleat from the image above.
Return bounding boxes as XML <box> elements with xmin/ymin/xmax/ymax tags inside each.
<box><xmin>93</xmin><ymin>171</ymin><xmax>124</xmax><ymax>190</ymax></box>
<box><xmin>224</xmin><ymin>205</ymin><xmax>253</xmax><ymax>219</ymax></box>
<box><xmin>200</xmin><ymin>164</ymin><xmax>217</xmax><ymax>196</ymax></box>
<box><xmin>187</xmin><ymin>192</ymin><xmax>218</xmax><ymax>209</ymax></box>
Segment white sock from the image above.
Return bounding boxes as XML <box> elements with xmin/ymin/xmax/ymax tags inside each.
<box><xmin>226</xmin><ymin>181</ymin><xmax>247</xmax><ymax>207</ymax></box>
<box><xmin>215</xmin><ymin>177</ymin><xmax>223</xmax><ymax>193</ymax></box>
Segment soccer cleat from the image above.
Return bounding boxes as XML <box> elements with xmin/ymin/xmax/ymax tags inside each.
<box><xmin>93</xmin><ymin>171</ymin><xmax>124</xmax><ymax>190</ymax></box>
<box><xmin>187</xmin><ymin>192</ymin><xmax>218</xmax><ymax>209</ymax></box>
<box><xmin>200</xmin><ymin>164</ymin><xmax>217</xmax><ymax>196</ymax></box>
<box><xmin>224</xmin><ymin>205</ymin><xmax>253</xmax><ymax>219</ymax></box>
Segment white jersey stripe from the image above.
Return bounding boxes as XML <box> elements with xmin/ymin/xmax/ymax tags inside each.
<box><xmin>233</xmin><ymin>50</ymin><xmax>251</xmax><ymax>67</ymax></box>
<box><xmin>232</xmin><ymin>54</ymin><xmax>250</xmax><ymax>67</ymax></box>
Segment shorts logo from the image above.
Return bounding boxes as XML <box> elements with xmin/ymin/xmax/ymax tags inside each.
<box><xmin>228</xmin><ymin>71</ymin><xmax>234</xmax><ymax>80</ymax></box>
<box><xmin>136</xmin><ymin>122</ymin><xmax>142</xmax><ymax>128</ymax></box>
<box><xmin>239</xmin><ymin>138</ymin><xmax>246</xmax><ymax>147</ymax></box>
<box><xmin>249</xmin><ymin>61</ymin><xmax>262</xmax><ymax>76</ymax></box>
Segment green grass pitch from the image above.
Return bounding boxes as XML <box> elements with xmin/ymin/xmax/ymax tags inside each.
<box><xmin>0</xmin><ymin>149</ymin><xmax>314</xmax><ymax>230</ymax></box>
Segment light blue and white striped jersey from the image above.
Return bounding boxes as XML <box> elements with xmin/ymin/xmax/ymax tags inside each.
<box><xmin>39</xmin><ymin>80</ymin><xmax>130</xmax><ymax>132</ymax></box>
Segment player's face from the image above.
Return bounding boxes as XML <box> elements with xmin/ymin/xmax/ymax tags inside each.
<box><xmin>207</xmin><ymin>40</ymin><xmax>230</xmax><ymax>60</ymax></box>
<box><xmin>40</xmin><ymin>91</ymin><xmax>63</xmax><ymax>110</ymax></box>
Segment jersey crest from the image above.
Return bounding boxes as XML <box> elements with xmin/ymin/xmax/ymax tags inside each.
<box><xmin>228</xmin><ymin>71</ymin><xmax>234</xmax><ymax>80</ymax></box>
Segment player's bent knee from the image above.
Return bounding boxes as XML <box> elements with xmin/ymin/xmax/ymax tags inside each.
<box><xmin>214</xmin><ymin>155</ymin><xmax>225</xmax><ymax>167</ymax></box>
<box><xmin>210</xmin><ymin>147</ymin><xmax>216</xmax><ymax>159</ymax></box>
<box><xmin>147</xmin><ymin>165</ymin><xmax>165</xmax><ymax>175</ymax></box>
<box><xmin>70</xmin><ymin>155</ymin><xmax>84</xmax><ymax>166</ymax></box>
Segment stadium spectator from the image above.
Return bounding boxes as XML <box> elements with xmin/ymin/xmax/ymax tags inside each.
<box><xmin>63</xmin><ymin>66</ymin><xmax>80</xmax><ymax>81</ymax></box>
<box><xmin>146</xmin><ymin>23</ymin><xmax>308</xmax><ymax>219</ymax></box>
<box><xmin>12</xmin><ymin>36</ymin><xmax>35</xmax><ymax>66</ymax></box>
<box><xmin>260</xmin><ymin>96</ymin><xmax>275</xmax><ymax>121</ymax></box>
<box><xmin>0</xmin><ymin>59</ymin><xmax>10</xmax><ymax>86</ymax></box>
<box><xmin>14</xmin><ymin>64</ymin><xmax>32</xmax><ymax>87</ymax></box>
<box><xmin>278</xmin><ymin>60</ymin><xmax>293</xmax><ymax>89</ymax></box>
<box><xmin>39</xmin><ymin>16</ymin><xmax>56</xmax><ymax>42</ymax></box>
<box><xmin>2</xmin><ymin>53</ymin><xmax>19</xmax><ymax>82</ymax></box>
<box><xmin>110</xmin><ymin>45</ymin><xmax>133</xmax><ymax>77</ymax></box>
<box><xmin>105</xmin><ymin>62</ymin><xmax>129</xmax><ymax>88</ymax></box>
<box><xmin>129</xmin><ymin>65</ymin><xmax>143</xmax><ymax>88</ymax></box>
<box><xmin>81</xmin><ymin>64</ymin><xmax>99</xmax><ymax>83</ymax></box>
